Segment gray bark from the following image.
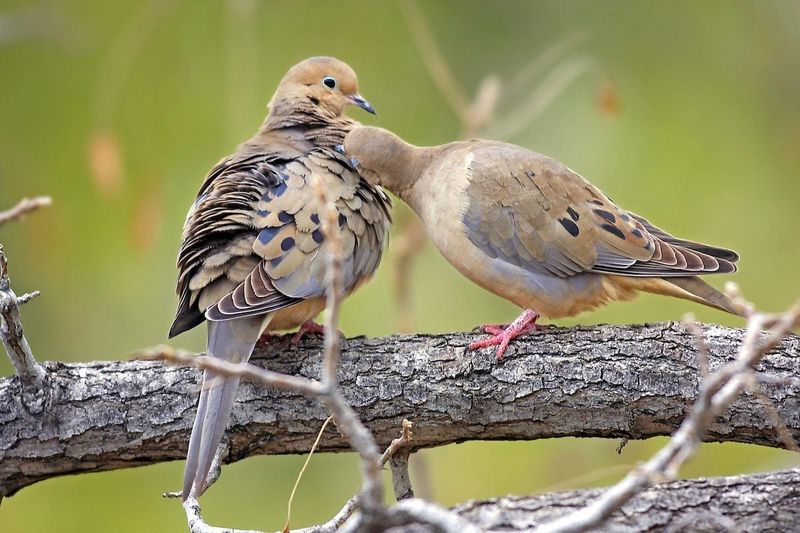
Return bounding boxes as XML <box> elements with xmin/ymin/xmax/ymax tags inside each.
<box><xmin>1</xmin><ymin>322</ymin><xmax>798</xmax><ymax>499</ymax></box>
<box><xmin>444</xmin><ymin>468</ymin><xmax>800</xmax><ymax>532</ymax></box>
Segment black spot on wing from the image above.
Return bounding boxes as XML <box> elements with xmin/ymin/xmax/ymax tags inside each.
<box><xmin>593</xmin><ymin>209</ymin><xmax>616</xmax><ymax>224</ymax></box>
<box><xmin>601</xmin><ymin>223</ymin><xmax>626</xmax><ymax>240</ymax></box>
<box><xmin>277</xmin><ymin>211</ymin><xmax>292</xmax><ymax>223</ymax></box>
<box><xmin>559</xmin><ymin>218</ymin><xmax>580</xmax><ymax>237</ymax></box>
<box><xmin>566</xmin><ymin>206</ymin><xmax>580</xmax><ymax>221</ymax></box>
<box><xmin>280</xmin><ymin>237</ymin><xmax>295</xmax><ymax>252</ymax></box>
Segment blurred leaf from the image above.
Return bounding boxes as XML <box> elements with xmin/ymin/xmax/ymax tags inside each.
<box><xmin>88</xmin><ymin>129</ymin><xmax>125</xmax><ymax>198</ymax></box>
<box><xmin>596</xmin><ymin>80</ymin><xmax>621</xmax><ymax>115</ymax></box>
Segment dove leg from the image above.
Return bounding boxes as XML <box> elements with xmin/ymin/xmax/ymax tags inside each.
<box><xmin>256</xmin><ymin>331</ymin><xmax>278</xmax><ymax>346</ymax></box>
<box><xmin>469</xmin><ymin>309</ymin><xmax>541</xmax><ymax>360</ymax></box>
<box><xmin>289</xmin><ymin>320</ymin><xmax>345</xmax><ymax>345</ymax></box>
<box><xmin>290</xmin><ymin>320</ymin><xmax>325</xmax><ymax>344</ymax></box>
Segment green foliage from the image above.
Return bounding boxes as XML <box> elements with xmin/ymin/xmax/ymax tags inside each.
<box><xmin>1</xmin><ymin>1</ymin><xmax>798</xmax><ymax>531</ymax></box>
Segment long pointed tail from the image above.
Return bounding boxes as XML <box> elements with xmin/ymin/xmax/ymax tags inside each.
<box><xmin>661</xmin><ymin>276</ymin><xmax>743</xmax><ymax>317</ymax></box>
<box><xmin>182</xmin><ymin>314</ymin><xmax>270</xmax><ymax>500</ymax></box>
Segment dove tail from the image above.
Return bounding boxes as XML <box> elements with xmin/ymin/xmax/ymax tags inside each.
<box><xmin>182</xmin><ymin>314</ymin><xmax>270</xmax><ymax>500</ymax></box>
<box><xmin>662</xmin><ymin>276</ymin><xmax>743</xmax><ymax>317</ymax></box>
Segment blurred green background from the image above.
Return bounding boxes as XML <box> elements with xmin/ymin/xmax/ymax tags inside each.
<box><xmin>1</xmin><ymin>1</ymin><xmax>799</xmax><ymax>531</ymax></box>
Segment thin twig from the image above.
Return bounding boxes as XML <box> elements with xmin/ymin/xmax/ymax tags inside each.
<box><xmin>138</xmin><ymin>345</ymin><xmax>323</xmax><ymax>397</ymax></box>
<box><xmin>503</xmin><ymin>31</ymin><xmax>589</xmax><ymax>97</ymax></box>
<box><xmin>385</xmin><ymin>419</ymin><xmax>415</xmax><ymax>500</ymax></box>
<box><xmin>0</xmin><ymin>196</ymin><xmax>52</xmax><ymax>227</ymax></box>
<box><xmin>183</xmin><ymin>496</ymin><xmax>262</xmax><ymax>533</ymax></box>
<box><xmin>383</xmin><ymin>499</ymin><xmax>482</xmax><ymax>533</ymax></box>
<box><xmin>283</xmin><ymin>416</ymin><xmax>335</xmax><ymax>532</ymax></box>
<box><xmin>398</xmin><ymin>0</ymin><xmax>470</xmax><ymax>118</ymax></box>
<box><xmin>486</xmin><ymin>56</ymin><xmax>597</xmax><ymax>141</ymax></box>
<box><xmin>296</xmin><ymin>419</ymin><xmax>416</xmax><ymax>533</ymax></box>
<box><xmin>533</xmin><ymin>288</ymin><xmax>800</xmax><ymax>533</ymax></box>
<box><xmin>0</xmin><ymin>246</ymin><xmax>46</xmax><ymax>407</ymax></box>
<box><xmin>313</xmin><ymin>179</ymin><xmax>385</xmax><ymax>525</ymax></box>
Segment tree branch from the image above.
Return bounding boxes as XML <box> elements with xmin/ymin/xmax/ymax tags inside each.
<box><xmin>1</xmin><ymin>322</ymin><xmax>798</xmax><ymax>498</ymax></box>
<box><xmin>0</xmin><ymin>196</ymin><xmax>52</xmax><ymax>227</ymax></box>
<box><xmin>443</xmin><ymin>468</ymin><xmax>800</xmax><ymax>532</ymax></box>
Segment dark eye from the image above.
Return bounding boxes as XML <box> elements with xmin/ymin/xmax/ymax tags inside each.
<box><xmin>322</xmin><ymin>76</ymin><xmax>336</xmax><ymax>89</ymax></box>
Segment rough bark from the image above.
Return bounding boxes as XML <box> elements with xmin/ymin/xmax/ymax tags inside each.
<box><xmin>1</xmin><ymin>322</ymin><xmax>798</xmax><ymax>498</ymax></box>
<box><xmin>438</xmin><ymin>468</ymin><xmax>800</xmax><ymax>532</ymax></box>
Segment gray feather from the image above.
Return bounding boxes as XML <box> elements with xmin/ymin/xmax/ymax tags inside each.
<box><xmin>182</xmin><ymin>314</ymin><xmax>270</xmax><ymax>499</ymax></box>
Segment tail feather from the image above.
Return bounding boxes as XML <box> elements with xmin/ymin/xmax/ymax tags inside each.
<box><xmin>182</xmin><ymin>314</ymin><xmax>270</xmax><ymax>500</ymax></box>
<box><xmin>664</xmin><ymin>276</ymin><xmax>743</xmax><ymax>316</ymax></box>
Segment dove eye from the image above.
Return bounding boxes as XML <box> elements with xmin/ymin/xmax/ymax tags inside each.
<box><xmin>322</xmin><ymin>76</ymin><xmax>336</xmax><ymax>89</ymax></box>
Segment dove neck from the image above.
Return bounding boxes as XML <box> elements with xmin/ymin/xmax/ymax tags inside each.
<box><xmin>368</xmin><ymin>143</ymin><xmax>440</xmax><ymax>204</ymax></box>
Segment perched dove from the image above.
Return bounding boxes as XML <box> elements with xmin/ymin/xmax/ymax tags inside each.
<box><xmin>344</xmin><ymin>126</ymin><xmax>740</xmax><ymax>359</ymax></box>
<box><xmin>169</xmin><ymin>58</ymin><xmax>391</xmax><ymax>499</ymax></box>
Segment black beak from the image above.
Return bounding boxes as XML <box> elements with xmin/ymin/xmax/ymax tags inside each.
<box><xmin>348</xmin><ymin>94</ymin><xmax>376</xmax><ymax>115</ymax></box>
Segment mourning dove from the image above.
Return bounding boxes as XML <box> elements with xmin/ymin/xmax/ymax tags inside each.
<box><xmin>343</xmin><ymin>126</ymin><xmax>740</xmax><ymax>359</ymax></box>
<box><xmin>169</xmin><ymin>58</ymin><xmax>391</xmax><ymax>499</ymax></box>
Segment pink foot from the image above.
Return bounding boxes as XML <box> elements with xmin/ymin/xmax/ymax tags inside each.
<box><xmin>256</xmin><ymin>332</ymin><xmax>278</xmax><ymax>346</ymax></box>
<box><xmin>468</xmin><ymin>309</ymin><xmax>541</xmax><ymax>360</ymax></box>
<box><xmin>289</xmin><ymin>320</ymin><xmax>343</xmax><ymax>345</ymax></box>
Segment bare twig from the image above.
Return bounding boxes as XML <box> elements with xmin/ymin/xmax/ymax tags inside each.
<box><xmin>314</xmin><ymin>180</ymin><xmax>385</xmax><ymax>527</ymax></box>
<box><xmin>283</xmin><ymin>416</ymin><xmax>334</xmax><ymax>532</ymax></box>
<box><xmin>0</xmin><ymin>246</ymin><xmax>46</xmax><ymax>410</ymax></box>
<box><xmin>533</xmin><ymin>288</ymin><xmax>800</xmax><ymax>533</ymax></box>
<box><xmin>0</xmin><ymin>196</ymin><xmax>52</xmax><ymax>227</ymax></box>
<box><xmin>486</xmin><ymin>56</ymin><xmax>597</xmax><ymax>141</ymax></box>
<box><xmin>297</xmin><ymin>419</ymin><xmax>417</xmax><ymax>533</ymax></box>
<box><xmin>385</xmin><ymin>419</ymin><xmax>414</xmax><ymax>501</ymax></box>
<box><xmin>503</xmin><ymin>31</ymin><xmax>589</xmax><ymax>97</ymax></box>
<box><xmin>383</xmin><ymin>499</ymin><xmax>482</xmax><ymax>533</ymax></box>
<box><xmin>183</xmin><ymin>496</ymin><xmax>262</xmax><ymax>533</ymax></box>
<box><xmin>398</xmin><ymin>0</ymin><xmax>470</xmax><ymax>119</ymax></box>
<box><xmin>0</xmin><ymin>195</ymin><xmax>50</xmax><ymax>403</ymax></box>
<box><xmin>140</xmin><ymin>345</ymin><xmax>323</xmax><ymax>397</ymax></box>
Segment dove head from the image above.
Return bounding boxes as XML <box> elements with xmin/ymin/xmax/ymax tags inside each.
<box><xmin>269</xmin><ymin>57</ymin><xmax>375</xmax><ymax>119</ymax></box>
<box><xmin>344</xmin><ymin>126</ymin><xmax>420</xmax><ymax>197</ymax></box>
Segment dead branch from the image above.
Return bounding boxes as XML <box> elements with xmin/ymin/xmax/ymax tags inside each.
<box><xmin>532</xmin><ymin>292</ymin><xmax>800</xmax><ymax>533</ymax></box>
<box><xmin>443</xmin><ymin>468</ymin><xmax>800</xmax><ymax>532</ymax></box>
<box><xmin>0</xmin><ymin>196</ymin><xmax>51</xmax><ymax>227</ymax></box>
<box><xmin>1</xmin><ymin>322</ymin><xmax>798</xmax><ymax>499</ymax></box>
<box><xmin>0</xmin><ymin>196</ymin><xmax>50</xmax><ymax>413</ymax></box>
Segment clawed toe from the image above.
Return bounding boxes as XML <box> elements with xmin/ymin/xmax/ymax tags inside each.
<box><xmin>469</xmin><ymin>309</ymin><xmax>542</xmax><ymax>360</ymax></box>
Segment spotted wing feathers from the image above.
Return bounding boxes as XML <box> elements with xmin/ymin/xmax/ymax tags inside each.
<box><xmin>462</xmin><ymin>142</ymin><xmax>738</xmax><ymax>280</ymax></box>
<box><xmin>171</xmin><ymin>149</ymin><xmax>391</xmax><ymax>334</ymax></box>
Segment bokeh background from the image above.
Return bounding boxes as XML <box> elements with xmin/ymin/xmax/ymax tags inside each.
<box><xmin>2</xmin><ymin>1</ymin><xmax>799</xmax><ymax>531</ymax></box>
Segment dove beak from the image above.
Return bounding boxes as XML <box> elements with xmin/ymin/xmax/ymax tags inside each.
<box><xmin>348</xmin><ymin>94</ymin><xmax>376</xmax><ymax>115</ymax></box>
